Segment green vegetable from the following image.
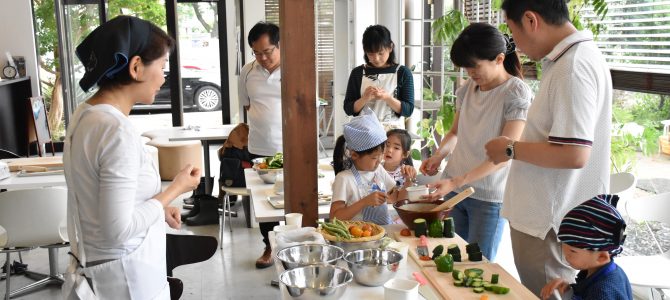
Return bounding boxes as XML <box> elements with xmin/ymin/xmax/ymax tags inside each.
<box><xmin>453</xmin><ymin>279</ymin><xmax>464</xmax><ymax>287</ymax></box>
<box><xmin>466</xmin><ymin>242</ymin><xmax>480</xmax><ymax>254</ymax></box>
<box><xmin>490</xmin><ymin>285</ymin><xmax>510</xmax><ymax>294</ymax></box>
<box><xmin>465</xmin><ymin>268</ymin><xmax>484</xmax><ymax>278</ymax></box>
<box><xmin>431</xmin><ymin>245</ymin><xmax>444</xmax><ymax>260</ymax></box>
<box><xmin>414</xmin><ymin>218</ymin><xmax>427</xmax><ymax>237</ymax></box>
<box><xmin>443</xmin><ymin>217</ymin><xmax>455</xmax><ymax>238</ymax></box>
<box><xmin>434</xmin><ymin>254</ymin><xmax>454</xmax><ymax>273</ymax></box>
<box><xmin>468</xmin><ymin>251</ymin><xmax>483</xmax><ymax>262</ymax></box>
<box><xmin>483</xmin><ymin>282</ymin><xmax>492</xmax><ymax>291</ymax></box>
<box><xmin>490</xmin><ymin>273</ymin><xmax>499</xmax><ymax>284</ymax></box>
<box><xmin>267</xmin><ymin>152</ymin><xmax>283</xmax><ymax>168</ymax></box>
<box><xmin>452</xmin><ymin>269</ymin><xmax>463</xmax><ymax>280</ymax></box>
<box><xmin>429</xmin><ymin>219</ymin><xmax>443</xmax><ymax>238</ymax></box>
<box><xmin>473</xmin><ymin>287</ymin><xmax>485</xmax><ymax>293</ymax></box>
<box><xmin>452</xmin><ymin>253</ymin><xmax>462</xmax><ymax>262</ymax></box>
<box><xmin>447</xmin><ymin>244</ymin><xmax>460</xmax><ymax>255</ymax></box>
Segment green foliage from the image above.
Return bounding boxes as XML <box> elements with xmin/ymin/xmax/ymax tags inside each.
<box><xmin>568</xmin><ymin>0</ymin><xmax>608</xmax><ymax>38</ymax></box>
<box><xmin>432</xmin><ymin>11</ymin><xmax>469</xmax><ymax>45</ymax></box>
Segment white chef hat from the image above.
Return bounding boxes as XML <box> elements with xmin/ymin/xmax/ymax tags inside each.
<box><xmin>343</xmin><ymin>107</ymin><xmax>387</xmax><ymax>152</ymax></box>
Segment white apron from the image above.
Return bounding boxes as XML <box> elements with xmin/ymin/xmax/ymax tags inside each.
<box><xmin>62</xmin><ymin>105</ymin><xmax>169</xmax><ymax>300</ymax></box>
<box><xmin>360</xmin><ymin>64</ymin><xmax>403</xmax><ymax>129</ymax></box>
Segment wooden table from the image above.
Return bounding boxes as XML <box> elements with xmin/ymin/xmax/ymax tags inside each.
<box><xmin>246</xmin><ymin>168</ymin><xmax>332</xmax><ymax>223</ymax></box>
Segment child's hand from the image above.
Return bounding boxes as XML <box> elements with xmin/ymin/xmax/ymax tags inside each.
<box><xmin>541</xmin><ymin>278</ymin><xmax>570</xmax><ymax>300</ymax></box>
<box><xmin>401</xmin><ymin>165</ymin><xmax>417</xmax><ymax>185</ymax></box>
<box><xmin>364</xmin><ymin>191</ymin><xmax>387</xmax><ymax>207</ymax></box>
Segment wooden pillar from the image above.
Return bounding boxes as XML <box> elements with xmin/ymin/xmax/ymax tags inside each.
<box><xmin>279</xmin><ymin>0</ymin><xmax>318</xmax><ymax>227</ymax></box>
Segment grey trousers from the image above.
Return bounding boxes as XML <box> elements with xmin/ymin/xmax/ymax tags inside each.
<box><xmin>510</xmin><ymin>227</ymin><xmax>576</xmax><ymax>299</ymax></box>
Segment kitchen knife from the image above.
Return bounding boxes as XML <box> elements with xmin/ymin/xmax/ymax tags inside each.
<box><xmin>412</xmin><ymin>272</ymin><xmax>440</xmax><ymax>300</ymax></box>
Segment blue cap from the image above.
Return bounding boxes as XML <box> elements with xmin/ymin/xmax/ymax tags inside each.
<box><xmin>343</xmin><ymin>107</ymin><xmax>387</xmax><ymax>152</ymax></box>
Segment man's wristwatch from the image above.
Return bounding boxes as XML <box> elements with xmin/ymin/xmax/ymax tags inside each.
<box><xmin>505</xmin><ymin>140</ymin><xmax>516</xmax><ymax>159</ymax></box>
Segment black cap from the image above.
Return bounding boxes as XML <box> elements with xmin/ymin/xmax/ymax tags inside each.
<box><xmin>76</xmin><ymin>15</ymin><xmax>151</xmax><ymax>92</ymax></box>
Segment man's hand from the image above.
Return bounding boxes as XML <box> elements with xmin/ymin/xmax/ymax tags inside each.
<box><xmin>165</xmin><ymin>206</ymin><xmax>182</xmax><ymax>229</ymax></box>
<box><xmin>485</xmin><ymin>136</ymin><xmax>512</xmax><ymax>164</ymax></box>
<box><xmin>422</xmin><ymin>178</ymin><xmax>459</xmax><ymax>201</ymax></box>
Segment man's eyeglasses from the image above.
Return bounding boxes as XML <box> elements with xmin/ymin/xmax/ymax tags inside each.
<box><xmin>252</xmin><ymin>46</ymin><xmax>276</xmax><ymax>58</ymax></box>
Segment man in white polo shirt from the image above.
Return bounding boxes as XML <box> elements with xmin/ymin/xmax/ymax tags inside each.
<box><xmin>238</xmin><ymin>22</ymin><xmax>282</xmax><ymax>269</ymax></box>
<box><xmin>485</xmin><ymin>0</ymin><xmax>612</xmax><ymax>297</ymax></box>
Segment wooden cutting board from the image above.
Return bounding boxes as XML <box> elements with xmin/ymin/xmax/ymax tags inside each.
<box><xmin>6</xmin><ymin>157</ymin><xmax>63</xmax><ymax>172</ymax></box>
<box><xmin>393</xmin><ymin>231</ymin><xmax>488</xmax><ymax>267</ymax></box>
<box><xmin>422</xmin><ymin>263</ymin><xmax>538</xmax><ymax>300</ymax></box>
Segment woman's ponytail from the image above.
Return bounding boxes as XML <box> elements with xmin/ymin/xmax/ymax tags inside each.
<box><xmin>502</xmin><ymin>35</ymin><xmax>522</xmax><ymax>79</ymax></box>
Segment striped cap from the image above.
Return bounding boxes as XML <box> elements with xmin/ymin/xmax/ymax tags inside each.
<box><xmin>343</xmin><ymin>107</ymin><xmax>387</xmax><ymax>152</ymax></box>
<box><xmin>558</xmin><ymin>194</ymin><xmax>626</xmax><ymax>255</ymax></box>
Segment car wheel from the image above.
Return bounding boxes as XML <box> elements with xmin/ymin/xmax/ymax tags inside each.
<box><xmin>194</xmin><ymin>86</ymin><xmax>221</xmax><ymax>111</ymax></box>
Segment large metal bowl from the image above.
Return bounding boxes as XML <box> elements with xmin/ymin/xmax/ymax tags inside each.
<box><xmin>276</xmin><ymin>244</ymin><xmax>344</xmax><ymax>270</ymax></box>
<box><xmin>343</xmin><ymin>249</ymin><xmax>402</xmax><ymax>287</ymax></box>
<box><xmin>279</xmin><ymin>265</ymin><xmax>353</xmax><ymax>299</ymax></box>
<box><xmin>257</xmin><ymin>169</ymin><xmax>278</xmax><ymax>184</ymax></box>
<box><xmin>328</xmin><ymin>238</ymin><xmax>383</xmax><ymax>254</ymax></box>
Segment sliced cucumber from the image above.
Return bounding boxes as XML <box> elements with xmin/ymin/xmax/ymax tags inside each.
<box><xmin>472</xmin><ymin>281</ymin><xmax>483</xmax><ymax>288</ymax></box>
<box><xmin>452</xmin><ymin>269</ymin><xmax>464</xmax><ymax>280</ymax></box>
<box><xmin>473</xmin><ymin>287</ymin><xmax>485</xmax><ymax>293</ymax></box>
<box><xmin>453</xmin><ymin>279</ymin><xmax>464</xmax><ymax>287</ymax></box>
<box><xmin>465</xmin><ymin>268</ymin><xmax>484</xmax><ymax>278</ymax></box>
<box><xmin>482</xmin><ymin>282</ymin><xmax>492</xmax><ymax>291</ymax></box>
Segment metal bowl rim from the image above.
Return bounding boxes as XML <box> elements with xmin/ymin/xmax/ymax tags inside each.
<box><xmin>275</xmin><ymin>243</ymin><xmax>345</xmax><ymax>263</ymax></box>
<box><xmin>342</xmin><ymin>248</ymin><xmax>403</xmax><ymax>265</ymax></box>
<box><xmin>279</xmin><ymin>265</ymin><xmax>354</xmax><ymax>289</ymax></box>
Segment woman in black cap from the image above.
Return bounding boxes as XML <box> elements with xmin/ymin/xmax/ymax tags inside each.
<box><xmin>62</xmin><ymin>16</ymin><xmax>200</xmax><ymax>299</ymax></box>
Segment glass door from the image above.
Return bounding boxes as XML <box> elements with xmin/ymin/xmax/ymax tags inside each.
<box><xmin>54</xmin><ymin>0</ymin><xmax>105</xmax><ymax>127</ymax></box>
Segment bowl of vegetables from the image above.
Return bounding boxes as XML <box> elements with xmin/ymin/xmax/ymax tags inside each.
<box><xmin>317</xmin><ymin>219</ymin><xmax>386</xmax><ymax>253</ymax></box>
<box><xmin>253</xmin><ymin>153</ymin><xmax>283</xmax><ymax>184</ymax></box>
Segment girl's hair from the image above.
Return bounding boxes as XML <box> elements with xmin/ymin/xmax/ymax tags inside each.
<box><xmin>450</xmin><ymin>23</ymin><xmax>522</xmax><ymax>79</ymax></box>
<box><xmin>387</xmin><ymin>129</ymin><xmax>413</xmax><ymax>166</ymax></box>
<box><xmin>333</xmin><ymin>135</ymin><xmax>386</xmax><ymax>175</ymax></box>
<box><xmin>97</xmin><ymin>23</ymin><xmax>175</xmax><ymax>90</ymax></box>
<box><xmin>362</xmin><ymin>25</ymin><xmax>396</xmax><ymax>66</ymax></box>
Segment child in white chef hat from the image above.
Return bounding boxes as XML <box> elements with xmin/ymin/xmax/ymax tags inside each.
<box><xmin>330</xmin><ymin>108</ymin><xmax>410</xmax><ymax>225</ymax></box>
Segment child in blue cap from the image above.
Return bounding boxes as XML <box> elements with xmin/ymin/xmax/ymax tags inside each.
<box><xmin>330</xmin><ymin>108</ymin><xmax>410</xmax><ymax>225</ymax></box>
<box><xmin>541</xmin><ymin>194</ymin><xmax>633</xmax><ymax>300</ymax></box>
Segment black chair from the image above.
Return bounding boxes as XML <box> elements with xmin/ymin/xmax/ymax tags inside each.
<box><xmin>165</xmin><ymin>234</ymin><xmax>218</xmax><ymax>300</ymax></box>
<box><xmin>0</xmin><ymin>149</ymin><xmax>20</xmax><ymax>159</ymax></box>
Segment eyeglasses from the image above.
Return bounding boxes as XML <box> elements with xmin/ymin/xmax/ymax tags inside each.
<box><xmin>252</xmin><ymin>46</ymin><xmax>276</xmax><ymax>58</ymax></box>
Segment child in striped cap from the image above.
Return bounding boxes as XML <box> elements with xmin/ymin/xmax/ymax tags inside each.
<box><xmin>329</xmin><ymin>108</ymin><xmax>410</xmax><ymax>225</ymax></box>
<box><xmin>541</xmin><ymin>194</ymin><xmax>632</xmax><ymax>300</ymax></box>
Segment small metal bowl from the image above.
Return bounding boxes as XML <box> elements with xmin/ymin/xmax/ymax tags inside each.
<box><xmin>279</xmin><ymin>265</ymin><xmax>353</xmax><ymax>299</ymax></box>
<box><xmin>276</xmin><ymin>244</ymin><xmax>344</xmax><ymax>270</ymax></box>
<box><xmin>257</xmin><ymin>169</ymin><xmax>277</xmax><ymax>184</ymax></box>
<box><xmin>343</xmin><ymin>249</ymin><xmax>403</xmax><ymax>287</ymax></box>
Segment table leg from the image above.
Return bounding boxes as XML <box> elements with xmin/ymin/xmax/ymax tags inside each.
<box><xmin>202</xmin><ymin>140</ymin><xmax>211</xmax><ymax>194</ymax></box>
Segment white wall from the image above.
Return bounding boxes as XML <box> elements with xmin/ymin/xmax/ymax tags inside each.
<box><xmin>0</xmin><ymin>1</ymin><xmax>40</xmax><ymax>97</ymax></box>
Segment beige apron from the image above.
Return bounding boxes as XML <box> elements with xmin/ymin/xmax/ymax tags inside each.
<box><xmin>62</xmin><ymin>105</ymin><xmax>169</xmax><ymax>300</ymax></box>
<box><xmin>360</xmin><ymin>64</ymin><xmax>403</xmax><ymax>129</ymax></box>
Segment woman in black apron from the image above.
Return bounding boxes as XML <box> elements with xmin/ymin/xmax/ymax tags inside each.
<box><xmin>343</xmin><ymin>25</ymin><xmax>415</xmax><ymax>129</ymax></box>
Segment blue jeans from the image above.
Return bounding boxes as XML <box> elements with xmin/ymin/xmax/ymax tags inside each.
<box><xmin>446</xmin><ymin>192</ymin><xmax>506</xmax><ymax>262</ymax></box>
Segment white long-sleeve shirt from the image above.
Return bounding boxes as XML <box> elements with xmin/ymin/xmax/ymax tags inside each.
<box><xmin>64</xmin><ymin>103</ymin><xmax>163</xmax><ymax>262</ymax></box>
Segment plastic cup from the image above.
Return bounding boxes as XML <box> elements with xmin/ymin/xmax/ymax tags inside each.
<box><xmin>384</xmin><ymin>278</ymin><xmax>419</xmax><ymax>300</ymax></box>
<box><xmin>406</xmin><ymin>186</ymin><xmax>429</xmax><ymax>201</ymax></box>
<box><xmin>285</xmin><ymin>213</ymin><xmax>303</xmax><ymax>227</ymax></box>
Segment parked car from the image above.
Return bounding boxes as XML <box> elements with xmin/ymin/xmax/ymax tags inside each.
<box><xmin>133</xmin><ymin>68</ymin><xmax>222</xmax><ymax>113</ymax></box>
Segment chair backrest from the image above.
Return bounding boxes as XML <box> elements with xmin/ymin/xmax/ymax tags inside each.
<box><xmin>165</xmin><ymin>234</ymin><xmax>217</xmax><ymax>277</ymax></box>
<box><xmin>624</xmin><ymin>192</ymin><xmax>670</xmax><ymax>225</ymax></box>
<box><xmin>0</xmin><ymin>187</ymin><xmax>68</xmax><ymax>248</ymax></box>
<box><xmin>610</xmin><ymin>172</ymin><xmax>637</xmax><ymax>216</ymax></box>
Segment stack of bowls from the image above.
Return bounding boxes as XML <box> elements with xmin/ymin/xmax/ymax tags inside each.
<box><xmin>343</xmin><ymin>249</ymin><xmax>403</xmax><ymax>287</ymax></box>
<box><xmin>276</xmin><ymin>244</ymin><xmax>344</xmax><ymax>270</ymax></box>
<box><xmin>279</xmin><ymin>265</ymin><xmax>353</xmax><ymax>299</ymax></box>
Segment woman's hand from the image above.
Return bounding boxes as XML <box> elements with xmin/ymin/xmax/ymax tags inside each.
<box><xmin>422</xmin><ymin>178</ymin><xmax>460</xmax><ymax>201</ymax></box>
<box><xmin>374</xmin><ymin>88</ymin><xmax>392</xmax><ymax>103</ymax></box>
<box><xmin>362</xmin><ymin>86</ymin><xmax>378</xmax><ymax>102</ymax></box>
<box><xmin>364</xmin><ymin>191</ymin><xmax>387</xmax><ymax>207</ymax></box>
<box><xmin>420</xmin><ymin>155</ymin><xmax>442</xmax><ymax>176</ymax></box>
<box><xmin>164</xmin><ymin>206</ymin><xmax>182</xmax><ymax>229</ymax></box>
<box><xmin>173</xmin><ymin>164</ymin><xmax>202</xmax><ymax>194</ymax></box>
<box><xmin>541</xmin><ymin>278</ymin><xmax>570</xmax><ymax>300</ymax></box>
